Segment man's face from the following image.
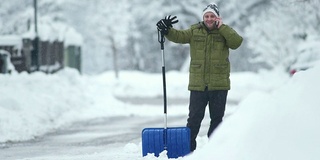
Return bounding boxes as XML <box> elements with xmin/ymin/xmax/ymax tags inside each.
<box><xmin>203</xmin><ymin>12</ymin><xmax>218</xmax><ymax>30</ymax></box>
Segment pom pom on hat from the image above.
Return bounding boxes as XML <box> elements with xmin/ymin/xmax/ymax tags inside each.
<box><xmin>202</xmin><ymin>3</ymin><xmax>220</xmax><ymax>18</ymax></box>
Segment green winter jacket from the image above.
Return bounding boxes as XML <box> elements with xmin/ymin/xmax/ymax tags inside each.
<box><xmin>166</xmin><ymin>22</ymin><xmax>243</xmax><ymax>91</ymax></box>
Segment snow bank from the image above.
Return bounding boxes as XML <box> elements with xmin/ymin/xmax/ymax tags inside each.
<box><xmin>186</xmin><ymin>63</ymin><xmax>320</xmax><ymax>160</ymax></box>
<box><xmin>0</xmin><ymin>69</ymin><xmax>120</xmax><ymax>142</ymax></box>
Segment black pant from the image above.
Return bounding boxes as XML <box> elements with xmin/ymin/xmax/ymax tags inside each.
<box><xmin>186</xmin><ymin>89</ymin><xmax>228</xmax><ymax>151</ymax></box>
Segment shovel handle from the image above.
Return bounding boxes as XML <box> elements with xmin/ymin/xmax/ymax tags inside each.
<box><xmin>158</xmin><ymin>30</ymin><xmax>165</xmax><ymax>50</ymax></box>
<box><xmin>158</xmin><ymin>29</ymin><xmax>167</xmax><ymax>129</ymax></box>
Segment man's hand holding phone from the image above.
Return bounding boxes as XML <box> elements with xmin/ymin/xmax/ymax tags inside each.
<box><xmin>215</xmin><ymin>17</ymin><xmax>223</xmax><ymax>28</ymax></box>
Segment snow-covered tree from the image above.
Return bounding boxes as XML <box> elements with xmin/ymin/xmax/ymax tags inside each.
<box><xmin>245</xmin><ymin>0</ymin><xmax>320</xmax><ymax>71</ymax></box>
<box><xmin>2</xmin><ymin>0</ymin><xmax>318</xmax><ymax>74</ymax></box>
<box><xmin>0</xmin><ymin>0</ymin><xmax>33</xmax><ymax>34</ymax></box>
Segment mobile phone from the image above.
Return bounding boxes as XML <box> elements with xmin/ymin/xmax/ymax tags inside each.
<box><xmin>215</xmin><ymin>21</ymin><xmax>219</xmax><ymax>28</ymax></box>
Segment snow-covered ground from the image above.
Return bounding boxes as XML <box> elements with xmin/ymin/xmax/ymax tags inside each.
<box><xmin>1</xmin><ymin>61</ymin><xmax>320</xmax><ymax>159</ymax></box>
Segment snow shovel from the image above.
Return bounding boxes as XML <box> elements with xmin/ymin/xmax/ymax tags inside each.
<box><xmin>141</xmin><ymin>28</ymin><xmax>190</xmax><ymax>158</ymax></box>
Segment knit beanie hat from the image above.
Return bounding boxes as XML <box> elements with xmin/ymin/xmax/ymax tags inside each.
<box><xmin>202</xmin><ymin>3</ymin><xmax>220</xmax><ymax>18</ymax></box>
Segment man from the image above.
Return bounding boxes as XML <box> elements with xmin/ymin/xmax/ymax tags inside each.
<box><xmin>156</xmin><ymin>3</ymin><xmax>243</xmax><ymax>151</ymax></box>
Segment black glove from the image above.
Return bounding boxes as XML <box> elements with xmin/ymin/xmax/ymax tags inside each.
<box><xmin>156</xmin><ymin>15</ymin><xmax>178</xmax><ymax>35</ymax></box>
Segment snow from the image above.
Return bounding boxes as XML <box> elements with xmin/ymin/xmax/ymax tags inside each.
<box><xmin>64</xmin><ymin>27</ymin><xmax>83</xmax><ymax>46</ymax></box>
<box><xmin>0</xmin><ymin>35</ymin><xmax>22</xmax><ymax>47</ymax></box>
<box><xmin>1</xmin><ymin>61</ymin><xmax>320</xmax><ymax>159</ymax></box>
<box><xmin>188</xmin><ymin>64</ymin><xmax>320</xmax><ymax>160</ymax></box>
<box><xmin>22</xmin><ymin>19</ymin><xmax>83</xmax><ymax>45</ymax></box>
